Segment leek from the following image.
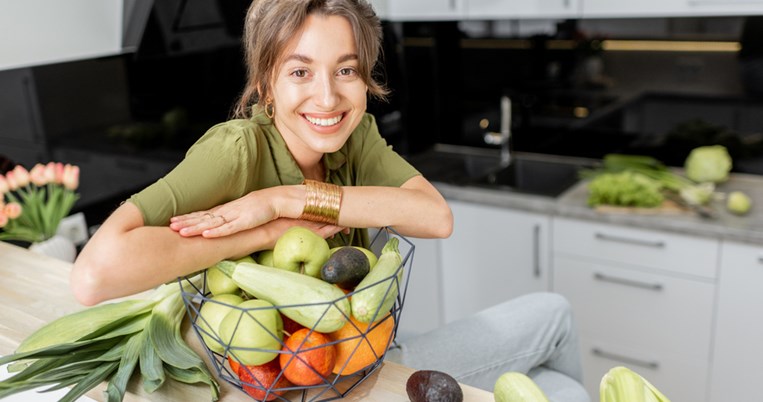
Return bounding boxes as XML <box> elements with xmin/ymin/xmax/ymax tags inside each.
<box><xmin>0</xmin><ymin>275</ymin><xmax>219</xmax><ymax>402</ymax></box>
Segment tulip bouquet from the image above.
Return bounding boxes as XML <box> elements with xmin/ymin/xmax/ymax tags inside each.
<box><xmin>0</xmin><ymin>162</ymin><xmax>80</xmax><ymax>243</ymax></box>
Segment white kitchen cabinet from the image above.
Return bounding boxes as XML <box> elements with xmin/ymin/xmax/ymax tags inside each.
<box><xmin>709</xmin><ymin>241</ymin><xmax>763</xmax><ymax>402</ymax></box>
<box><xmin>552</xmin><ymin>217</ymin><xmax>719</xmax><ymax>402</ymax></box>
<box><xmin>467</xmin><ymin>0</ymin><xmax>581</xmax><ymax>20</ymax></box>
<box><xmin>440</xmin><ymin>200</ymin><xmax>551</xmax><ymax>324</ymax></box>
<box><xmin>395</xmin><ymin>237</ymin><xmax>444</xmax><ymax>341</ymax></box>
<box><xmin>582</xmin><ymin>0</ymin><xmax>763</xmax><ymax>18</ymax></box>
<box><xmin>0</xmin><ymin>0</ymin><xmax>123</xmax><ymax>71</ymax></box>
<box><xmin>373</xmin><ymin>0</ymin><xmax>466</xmax><ymax>21</ymax></box>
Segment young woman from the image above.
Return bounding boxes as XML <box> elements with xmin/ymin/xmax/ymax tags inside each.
<box><xmin>71</xmin><ymin>0</ymin><xmax>452</xmax><ymax>305</ymax></box>
<box><xmin>71</xmin><ymin>1</ymin><xmax>589</xmax><ymax>400</ymax></box>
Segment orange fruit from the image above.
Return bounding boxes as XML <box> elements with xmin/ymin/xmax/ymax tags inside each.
<box><xmin>329</xmin><ymin>313</ymin><xmax>394</xmax><ymax>376</ymax></box>
<box><xmin>279</xmin><ymin>328</ymin><xmax>336</xmax><ymax>386</ymax></box>
<box><xmin>236</xmin><ymin>358</ymin><xmax>291</xmax><ymax>401</ymax></box>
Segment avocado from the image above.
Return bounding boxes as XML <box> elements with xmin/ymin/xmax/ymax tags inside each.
<box><xmin>320</xmin><ymin>246</ymin><xmax>370</xmax><ymax>289</ymax></box>
<box><xmin>406</xmin><ymin>370</ymin><xmax>464</xmax><ymax>402</ymax></box>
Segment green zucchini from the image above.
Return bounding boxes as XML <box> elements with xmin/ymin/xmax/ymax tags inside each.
<box><xmin>216</xmin><ymin>261</ymin><xmax>349</xmax><ymax>333</ymax></box>
<box><xmin>350</xmin><ymin>237</ymin><xmax>403</xmax><ymax>323</ymax></box>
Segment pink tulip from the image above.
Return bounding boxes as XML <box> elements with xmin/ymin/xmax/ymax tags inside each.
<box><xmin>12</xmin><ymin>165</ymin><xmax>30</xmax><ymax>187</ymax></box>
<box><xmin>0</xmin><ymin>175</ymin><xmax>8</xmax><ymax>194</ymax></box>
<box><xmin>54</xmin><ymin>162</ymin><xmax>65</xmax><ymax>184</ymax></box>
<box><xmin>43</xmin><ymin>162</ymin><xmax>56</xmax><ymax>184</ymax></box>
<box><xmin>4</xmin><ymin>202</ymin><xmax>21</xmax><ymax>219</ymax></box>
<box><xmin>0</xmin><ymin>211</ymin><xmax>7</xmax><ymax>228</ymax></box>
<box><xmin>29</xmin><ymin>164</ymin><xmax>47</xmax><ymax>186</ymax></box>
<box><xmin>5</xmin><ymin>171</ymin><xmax>18</xmax><ymax>191</ymax></box>
<box><xmin>62</xmin><ymin>164</ymin><xmax>80</xmax><ymax>190</ymax></box>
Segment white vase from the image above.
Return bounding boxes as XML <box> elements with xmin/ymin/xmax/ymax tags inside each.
<box><xmin>29</xmin><ymin>235</ymin><xmax>77</xmax><ymax>263</ymax></box>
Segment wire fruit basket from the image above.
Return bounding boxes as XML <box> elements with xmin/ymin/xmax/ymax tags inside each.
<box><xmin>179</xmin><ymin>227</ymin><xmax>415</xmax><ymax>401</ymax></box>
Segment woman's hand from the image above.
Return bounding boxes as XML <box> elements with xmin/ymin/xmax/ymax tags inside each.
<box><xmin>170</xmin><ymin>190</ymin><xmax>277</xmax><ymax>238</ymax></box>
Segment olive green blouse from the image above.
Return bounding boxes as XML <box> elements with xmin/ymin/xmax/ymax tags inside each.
<box><xmin>128</xmin><ymin>110</ymin><xmax>420</xmax><ymax>248</ymax></box>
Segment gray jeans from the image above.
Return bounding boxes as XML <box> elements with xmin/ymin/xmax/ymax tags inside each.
<box><xmin>386</xmin><ymin>292</ymin><xmax>591</xmax><ymax>402</ymax></box>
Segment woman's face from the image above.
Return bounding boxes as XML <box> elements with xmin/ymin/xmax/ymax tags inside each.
<box><xmin>271</xmin><ymin>14</ymin><xmax>368</xmax><ymax>164</ymax></box>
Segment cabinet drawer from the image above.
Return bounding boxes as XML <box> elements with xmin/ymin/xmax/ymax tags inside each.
<box><xmin>580</xmin><ymin>337</ymin><xmax>709</xmax><ymax>402</ymax></box>
<box><xmin>554</xmin><ymin>256</ymin><xmax>715</xmax><ymax>358</ymax></box>
<box><xmin>553</xmin><ymin>217</ymin><xmax>718</xmax><ymax>279</ymax></box>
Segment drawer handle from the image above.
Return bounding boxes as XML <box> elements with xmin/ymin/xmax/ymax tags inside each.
<box><xmin>592</xmin><ymin>348</ymin><xmax>660</xmax><ymax>370</ymax></box>
<box><xmin>594</xmin><ymin>272</ymin><xmax>663</xmax><ymax>291</ymax></box>
<box><xmin>533</xmin><ymin>224</ymin><xmax>541</xmax><ymax>278</ymax></box>
<box><xmin>594</xmin><ymin>232</ymin><xmax>665</xmax><ymax>248</ymax></box>
<box><xmin>759</xmin><ymin>256</ymin><xmax>763</xmax><ymax>264</ymax></box>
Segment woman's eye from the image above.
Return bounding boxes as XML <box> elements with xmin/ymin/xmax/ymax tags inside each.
<box><xmin>338</xmin><ymin>67</ymin><xmax>356</xmax><ymax>77</ymax></box>
<box><xmin>291</xmin><ymin>69</ymin><xmax>308</xmax><ymax>78</ymax></box>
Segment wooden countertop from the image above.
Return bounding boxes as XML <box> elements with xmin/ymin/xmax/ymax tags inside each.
<box><xmin>0</xmin><ymin>242</ymin><xmax>494</xmax><ymax>402</ymax></box>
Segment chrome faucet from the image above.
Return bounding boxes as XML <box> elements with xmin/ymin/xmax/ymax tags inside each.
<box><xmin>483</xmin><ymin>95</ymin><xmax>512</xmax><ymax>168</ymax></box>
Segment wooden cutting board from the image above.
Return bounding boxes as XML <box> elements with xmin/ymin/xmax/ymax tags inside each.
<box><xmin>594</xmin><ymin>199</ymin><xmax>694</xmax><ymax>215</ymax></box>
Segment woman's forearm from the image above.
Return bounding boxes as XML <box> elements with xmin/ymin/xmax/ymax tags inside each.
<box><xmin>335</xmin><ymin>176</ymin><xmax>453</xmax><ymax>238</ymax></box>
<box><xmin>71</xmin><ymin>204</ymin><xmax>272</xmax><ymax>305</ymax></box>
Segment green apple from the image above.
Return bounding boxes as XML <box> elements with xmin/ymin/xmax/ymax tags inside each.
<box><xmin>272</xmin><ymin>227</ymin><xmax>330</xmax><ymax>277</ymax></box>
<box><xmin>219</xmin><ymin>299</ymin><xmax>283</xmax><ymax>365</ymax></box>
<box><xmin>206</xmin><ymin>255</ymin><xmax>255</xmax><ymax>296</ymax></box>
<box><xmin>330</xmin><ymin>246</ymin><xmax>378</xmax><ymax>268</ymax></box>
<box><xmin>256</xmin><ymin>249</ymin><xmax>275</xmax><ymax>267</ymax></box>
<box><xmin>198</xmin><ymin>293</ymin><xmax>244</xmax><ymax>354</ymax></box>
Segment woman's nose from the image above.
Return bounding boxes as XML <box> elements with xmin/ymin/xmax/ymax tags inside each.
<box><xmin>313</xmin><ymin>74</ymin><xmax>340</xmax><ymax>109</ymax></box>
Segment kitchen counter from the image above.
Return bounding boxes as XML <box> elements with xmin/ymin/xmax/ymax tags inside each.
<box><xmin>433</xmin><ymin>171</ymin><xmax>763</xmax><ymax>246</ymax></box>
<box><xmin>0</xmin><ymin>242</ymin><xmax>493</xmax><ymax>402</ymax></box>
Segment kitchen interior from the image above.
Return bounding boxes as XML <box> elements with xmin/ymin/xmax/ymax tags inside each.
<box><xmin>2</xmin><ymin>0</ymin><xmax>763</xmax><ymax>401</ymax></box>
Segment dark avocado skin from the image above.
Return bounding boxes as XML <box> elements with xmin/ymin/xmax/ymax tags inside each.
<box><xmin>406</xmin><ymin>370</ymin><xmax>464</xmax><ymax>402</ymax></box>
<box><xmin>320</xmin><ymin>247</ymin><xmax>370</xmax><ymax>289</ymax></box>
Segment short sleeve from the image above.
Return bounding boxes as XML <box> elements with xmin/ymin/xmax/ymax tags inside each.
<box><xmin>129</xmin><ymin>122</ymin><xmax>252</xmax><ymax>226</ymax></box>
<box><xmin>352</xmin><ymin>114</ymin><xmax>420</xmax><ymax>187</ymax></box>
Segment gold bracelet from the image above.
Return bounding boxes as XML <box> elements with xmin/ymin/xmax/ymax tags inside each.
<box><xmin>300</xmin><ymin>179</ymin><xmax>342</xmax><ymax>225</ymax></box>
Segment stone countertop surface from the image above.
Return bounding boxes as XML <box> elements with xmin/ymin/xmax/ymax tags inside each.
<box><xmin>433</xmin><ymin>172</ymin><xmax>763</xmax><ymax>246</ymax></box>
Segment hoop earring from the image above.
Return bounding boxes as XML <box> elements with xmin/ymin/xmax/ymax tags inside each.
<box><xmin>264</xmin><ymin>99</ymin><xmax>275</xmax><ymax>119</ymax></box>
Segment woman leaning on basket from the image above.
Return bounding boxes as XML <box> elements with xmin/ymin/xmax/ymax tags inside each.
<box><xmin>71</xmin><ymin>1</ymin><xmax>588</xmax><ymax>400</ymax></box>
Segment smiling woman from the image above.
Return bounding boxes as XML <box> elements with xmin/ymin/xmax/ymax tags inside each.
<box><xmin>71</xmin><ymin>0</ymin><xmax>453</xmax><ymax>306</ymax></box>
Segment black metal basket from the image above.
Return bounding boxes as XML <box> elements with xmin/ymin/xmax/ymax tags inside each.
<box><xmin>179</xmin><ymin>227</ymin><xmax>415</xmax><ymax>401</ymax></box>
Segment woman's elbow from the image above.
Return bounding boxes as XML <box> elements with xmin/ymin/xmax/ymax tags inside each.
<box><xmin>429</xmin><ymin>204</ymin><xmax>454</xmax><ymax>239</ymax></box>
<box><xmin>70</xmin><ymin>254</ymin><xmax>112</xmax><ymax>306</ymax></box>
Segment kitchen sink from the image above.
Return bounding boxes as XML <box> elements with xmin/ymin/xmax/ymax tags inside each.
<box><xmin>406</xmin><ymin>144</ymin><xmax>596</xmax><ymax>197</ymax></box>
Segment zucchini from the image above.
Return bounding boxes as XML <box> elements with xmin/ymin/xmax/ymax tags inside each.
<box><xmin>350</xmin><ymin>237</ymin><xmax>403</xmax><ymax>323</ymax></box>
<box><xmin>216</xmin><ymin>261</ymin><xmax>349</xmax><ymax>333</ymax></box>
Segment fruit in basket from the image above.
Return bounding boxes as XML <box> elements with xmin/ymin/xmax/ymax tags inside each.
<box><xmin>281</xmin><ymin>313</ymin><xmax>305</xmax><ymax>335</ymax></box>
<box><xmin>330</xmin><ymin>313</ymin><xmax>394</xmax><ymax>375</ymax></box>
<box><xmin>219</xmin><ymin>299</ymin><xmax>283</xmax><ymax>365</ymax></box>
<box><xmin>351</xmin><ymin>237</ymin><xmax>403</xmax><ymax>323</ymax></box>
<box><xmin>236</xmin><ymin>358</ymin><xmax>292</xmax><ymax>401</ymax></box>
<box><xmin>321</xmin><ymin>247</ymin><xmax>371</xmax><ymax>289</ymax></box>
<box><xmin>256</xmin><ymin>249</ymin><xmax>275</xmax><ymax>266</ymax></box>
<box><xmin>198</xmin><ymin>293</ymin><xmax>245</xmax><ymax>354</ymax></box>
<box><xmin>406</xmin><ymin>370</ymin><xmax>463</xmax><ymax>402</ymax></box>
<box><xmin>215</xmin><ymin>260</ymin><xmax>349</xmax><ymax>333</ymax></box>
<box><xmin>273</xmin><ymin>226</ymin><xmax>330</xmax><ymax>277</ymax></box>
<box><xmin>280</xmin><ymin>328</ymin><xmax>337</xmax><ymax>386</ymax></box>
<box><xmin>330</xmin><ymin>245</ymin><xmax>378</xmax><ymax>268</ymax></box>
<box><xmin>207</xmin><ymin>255</ymin><xmax>254</xmax><ymax>295</ymax></box>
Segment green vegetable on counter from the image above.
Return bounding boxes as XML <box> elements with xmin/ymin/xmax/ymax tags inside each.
<box><xmin>726</xmin><ymin>191</ymin><xmax>753</xmax><ymax>215</ymax></box>
<box><xmin>0</xmin><ymin>276</ymin><xmax>219</xmax><ymax>402</ymax></box>
<box><xmin>684</xmin><ymin>145</ymin><xmax>733</xmax><ymax>184</ymax></box>
<box><xmin>587</xmin><ymin>171</ymin><xmax>665</xmax><ymax>208</ymax></box>
<box><xmin>600</xmin><ymin>366</ymin><xmax>671</xmax><ymax>402</ymax></box>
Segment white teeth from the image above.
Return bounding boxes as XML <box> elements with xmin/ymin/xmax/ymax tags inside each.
<box><xmin>305</xmin><ymin>115</ymin><xmax>342</xmax><ymax>127</ymax></box>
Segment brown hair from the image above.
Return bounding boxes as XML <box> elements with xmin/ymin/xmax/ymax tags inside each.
<box><xmin>232</xmin><ymin>0</ymin><xmax>388</xmax><ymax>119</ymax></box>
